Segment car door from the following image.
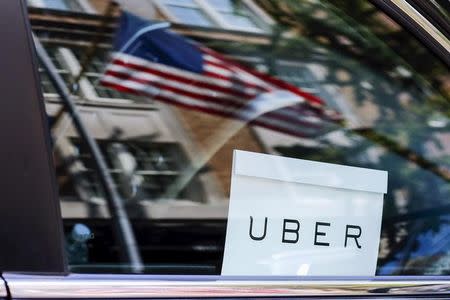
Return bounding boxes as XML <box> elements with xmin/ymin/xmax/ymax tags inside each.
<box><xmin>0</xmin><ymin>0</ymin><xmax>450</xmax><ymax>298</ymax></box>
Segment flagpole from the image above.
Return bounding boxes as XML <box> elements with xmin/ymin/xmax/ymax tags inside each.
<box><xmin>118</xmin><ymin>22</ymin><xmax>170</xmax><ymax>53</ymax></box>
<box><xmin>33</xmin><ymin>35</ymin><xmax>144</xmax><ymax>273</ymax></box>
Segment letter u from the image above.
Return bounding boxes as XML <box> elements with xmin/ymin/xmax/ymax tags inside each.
<box><xmin>249</xmin><ymin>216</ymin><xmax>267</xmax><ymax>241</ymax></box>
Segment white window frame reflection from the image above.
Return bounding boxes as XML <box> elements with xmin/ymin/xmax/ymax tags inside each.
<box><xmin>28</xmin><ymin>0</ymin><xmax>97</xmax><ymax>13</ymax></box>
<box><xmin>156</xmin><ymin>0</ymin><xmax>274</xmax><ymax>33</ymax></box>
<box><xmin>203</xmin><ymin>0</ymin><xmax>269</xmax><ymax>32</ymax></box>
<box><xmin>38</xmin><ymin>47</ymin><xmax>72</xmax><ymax>98</ymax></box>
<box><xmin>70</xmin><ymin>48</ymin><xmax>149</xmax><ymax>104</ymax></box>
<box><xmin>158</xmin><ymin>0</ymin><xmax>215</xmax><ymax>27</ymax></box>
<box><xmin>43</xmin><ymin>45</ymin><xmax>149</xmax><ymax>105</ymax></box>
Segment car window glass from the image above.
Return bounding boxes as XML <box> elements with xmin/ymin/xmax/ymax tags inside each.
<box><xmin>31</xmin><ymin>0</ymin><xmax>450</xmax><ymax>276</ymax></box>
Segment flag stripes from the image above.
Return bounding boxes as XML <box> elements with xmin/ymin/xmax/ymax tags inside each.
<box><xmin>102</xmin><ymin>50</ymin><xmax>331</xmax><ymax>138</ymax></box>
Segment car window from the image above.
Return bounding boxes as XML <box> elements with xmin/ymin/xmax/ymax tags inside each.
<box><xmin>31</xmin><ymin>0</ymin><xmax>450</xmax><ymax>276</ymax></box>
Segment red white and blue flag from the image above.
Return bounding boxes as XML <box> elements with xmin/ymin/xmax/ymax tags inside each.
<box><xmin>101</xmin><ymin>12</ymin><xmax>337</xmax><ymax>138</ymax></box>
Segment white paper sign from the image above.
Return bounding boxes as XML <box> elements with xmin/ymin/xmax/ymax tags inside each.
<box><xmin>222</xmin><ymin>150</ymin><xmax>388</xmax><ymax>276</ymax></box>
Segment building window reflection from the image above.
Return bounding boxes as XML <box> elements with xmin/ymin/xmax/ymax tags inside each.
<box><xmin>28</xmin><ymin>0</ymin><xmax>83</xmax><ymax>12</ymax></box>
<box><xmin>71</xmin><ymin>49</ymin><xmax>148</xmax><ymax>103</ymax></box>
<box><xmin>161</xmin><ymin>0</ymin><xmax>215</xmax><ymax>27</ymax></box>
<box><xmin>159</xmin><ymin>0</ymin><xmax>272</xmax><ymax>32</ymax></box>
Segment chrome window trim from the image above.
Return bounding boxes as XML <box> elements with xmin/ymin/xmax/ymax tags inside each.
<box><xmin>371</xmin><ymin>0</ymin><xmax>450</xmax><ymax>66</ymax></box>
<box><xmin>405</xmin><ymin>0</ymin><xmax>450</xmax><ymax>39</ymax></box>
<box><xmin>391</xmin><ymin>0</ymin><xmax>450</xmax><ymax>50</ymax></box>
<box><xmin>4</xmin><ymin>274</ymin><xmax>450</xmax><ymax>298</ymax></box>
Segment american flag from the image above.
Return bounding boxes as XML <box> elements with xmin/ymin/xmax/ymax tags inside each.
<box><xmin>101</xmin><ymin>12</ymin><xmax>337</xmax><ymax>138</ymax></box>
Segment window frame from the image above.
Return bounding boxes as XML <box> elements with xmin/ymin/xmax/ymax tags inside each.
<box><xmin>158</xmin><ymin>0</ymin><xmax>216</xmax><ymax>28</ymax></box>
<box><xmin>28</xmin><ymin>0</ymin><xmax>97</xmax><ymax>13</ymax></box>
<box><xmin>64</xmin><ymin>139</ymin><xmax>205</xmax><ymax>203</ymax></box>
<box><xmin>156</xmin><ymin>0</ymin><xmax>275</xmax><ymax>33</ymax></box>
<box><xmin>42</xmin><ymin>44</ymin><xmax>151</xmax><ymax>105</ymax></box>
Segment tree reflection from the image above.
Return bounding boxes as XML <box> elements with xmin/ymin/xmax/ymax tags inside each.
<box><xmin>221</xmin><ymin>0</ymin><xmax>450</xmax><ymax>275</ymax></box>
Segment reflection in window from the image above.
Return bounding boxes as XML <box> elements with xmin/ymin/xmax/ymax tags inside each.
<box><xmin>274</xmin><ymin>62</ymin><xmax>341</xmax><ymax>112</ymax></box>
<box><xmin>161</xmin><ymin>0</ymin><xmax>268</xmax><ymax>32</ymax></box>
<box><xmin>71</xmin><ymin>48</ymin><xmax>148</xmax><ymax>102</ymax></box>
<box><xmin>39</xmin><ymin>46</ymin><xmax>71</xmax><ymax>95</ymax></box>
<box><xmin>162</xmin><ymin>0</ymin><xmax>214</xmax><ymax>27</ymax></box>
<box><xmin>207</xmin><ymin>0</ymin><xmax>264</xmax><ymax>31</ymax></box>
<box><xmin>43</xmin><ymin>0</ymin><xmax>71</xmax><ymax>10</ymax></box>
<box><xmin>57</xmin><ymin>139</ymin><xmax>205</xmax><ymax>207</ymax></box>
<box><xmin>41</xmin><ymin>44</ymin><xmax>148</xmax><ymax>103</ymax></box>
<box><xmin>29</xmin><ymin>0</ymin><xmax>83</xmax><ymax>11</ymax></box>
<box><xmin>34</xmin><ymin>0</ymin><xmax>450</xmax><ymax>276</ymax></box>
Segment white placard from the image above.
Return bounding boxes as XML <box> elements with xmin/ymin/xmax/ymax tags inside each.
<box><xmin>221</xmin><ymin>150</ymin><xmax>388</xmax><ymax>276</ymax></box>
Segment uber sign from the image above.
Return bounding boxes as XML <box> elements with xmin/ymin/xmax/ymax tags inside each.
<box><xmin>221</xmin><ymin>150</ymin><xmax>388</xmax><ymax>276</ymax></box>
